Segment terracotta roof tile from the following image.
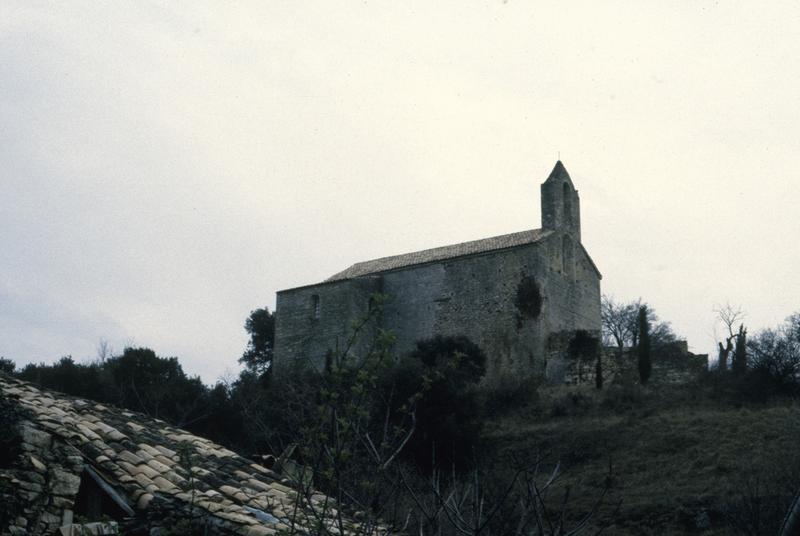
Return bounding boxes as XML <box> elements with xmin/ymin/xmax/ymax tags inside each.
<box><xmin>0</xmin><ymin>376</ymin><xmax>365</xmax><ymax>534</ymax></box>
<box><xmin>153</xmin><ymin>445</ymin><xmax>177</xmax><ymax>458</ymax></box>
<box><xmin>326</xmin><ymin>228</ymin><xmax>551</xmax><ymax>282</ymax></box>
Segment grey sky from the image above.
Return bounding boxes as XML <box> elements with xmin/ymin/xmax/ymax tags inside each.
<box><xmin>2</xmin><ymin>1</ymin><xmax>799</xmax><ymax>383</ymax></box>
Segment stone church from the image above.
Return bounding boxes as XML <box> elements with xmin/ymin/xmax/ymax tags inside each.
<box><xmin>273</xmin><ymin>161</ymin><xmax>602</xmax><ymax>382</ymax></box>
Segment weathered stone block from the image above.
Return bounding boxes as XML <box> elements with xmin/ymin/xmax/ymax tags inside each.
<box><xmin>21</xmin><ymin>470</ymin><xmax>45</xmax><ymax>484</ymax></box>
<box><xmin>20</xmin><ymin>424</ymin><xmax>51</xmax><ymax>449</ymax></box>
<box><xmin>39</xmin><ymin>510</ymin><xmax>61</xmax><ymax>524</ymax></box>
<box><xmin>18</xmin><ymin>480</ymin><xmax>43</xmax><ymax>493</ymax></box>
<box><xmin>29</xmin><ymin>455</ymin><xmax>47</xmax><ymax>473</ymax></box>
<box><xmin>52</xmin><ymin>495</ymin><xmax>76</xmax><ymax>508</ymax></box>
<box><xmin>49</xmin><ymin>468</ymin><xmax>81</xmax><ymax>497</ymax></box>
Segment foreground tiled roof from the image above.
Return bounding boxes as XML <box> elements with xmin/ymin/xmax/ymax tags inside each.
<box><xmin>326</xmin><ymin>228</ymin><xmax>551</xmax><ymax>282</ymax></box>
<box><xmin>0</xmin><ymin>376</ymin><xmax>357</xmax><ymax>536</ymax></box>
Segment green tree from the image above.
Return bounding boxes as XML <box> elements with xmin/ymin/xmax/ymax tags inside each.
<box><xmin>637</xmin><ymin>306</ymin><xmax>652</xmax><ymax>384</ymax></box>
<box><xmin>16</xmin><ymin>356</ymin><xmax>102</xmax><ymax>400</ymax></box>
<box><xmin>11</xmin><ymin>349</ymin><xmax>244</xmax><ymax>450</ymax></box>
<box><xmin>0</xmin><ymin>358</ymin><xmax>15</xmax><ymax>375</ymax></box>
<box><xmin>732</xmin><ymin>324</ymin><xmax>748</xmax><ymax>377</ymax></box>
<box><xmin>395</xmin><ymin>335</ymin><xmax>487</xmax><ymax>473</ymax></box>
<box><xmin>105</xmin><ymin>347</ymin><xmax>207</xmax><ymax>426</ymax></box>
<box><xmin>239</xmin><ymin>307</ymin><xmax>276</xmax><ymax>375</ymax></box>
<box><xmin>746</xmin><ymin>313</ymin><xmax>800</xmax><ymax>395</ymax></box>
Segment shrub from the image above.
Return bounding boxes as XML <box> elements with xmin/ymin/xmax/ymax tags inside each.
<box><xmin>0</xmin><ymin>359</ymin><xmax>15</xmax><ymax>375</ymax></box>
<box><xmin>387</xmin><ymin>335</ymin><xmax>489</xmax><ymax>473</ymax></box>
<box><xmin>549</xmin><ymin>388</ymin><xmax>594</xmax><ymax>417</ymax></box>
<box><xmin>480</xmin><ymin>374</ymin><xmax>541</xmax><ymax>417</ymax></box>
<box><xmin>409</xmin><ymin>334</ymin><xmax>487</xmax><ymax>387</ymax></box>
<box><xmin>600</xmin><ymin>383</ymin><xmax>645</xmax><ymax>412</ymax></box>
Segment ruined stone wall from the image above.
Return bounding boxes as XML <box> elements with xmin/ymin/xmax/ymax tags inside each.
<box><xmin>274</xmin><ymin>232</ymin><xmax>601</xmax><ymax>382</ymax></box>
<box><xmin>1</xmin><ymin>419</ymin><xmax>83</xmax><ymax>535</ymax></box>
<box><xmin>562</xmin><ymin>343</ymin><xmax>709</xmax><ymax>386</ymax></box>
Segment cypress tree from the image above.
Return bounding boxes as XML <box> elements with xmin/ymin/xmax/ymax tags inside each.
<box><xmin>732</xmin><ymin>324</ymin><xmax>747</xmax><ymax>377</ymax></box>
<box><xmin>637</xmin><ymin>306</ymin><xmax>652</xmax><ymax>385</ymax></box>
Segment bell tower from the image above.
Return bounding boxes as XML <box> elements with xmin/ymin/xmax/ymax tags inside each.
<box><xmin>540</xmin><ymin>161</ymin><xmax>581</xmax><ymax>242</ymax></box>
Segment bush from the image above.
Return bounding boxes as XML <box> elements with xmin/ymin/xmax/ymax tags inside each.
<box><xmin>0</xmin><ymin>359</ymin><xmax>15</xmax><ymax>374</ymax></box>
<box><xmin>600</xmin><ymin>383</ymin><xmax>646</xmax><ymax>412</ymax></box>
<box><xmin>383</xmin><ymin>335</ymin><xmax>489</xmax><ymax>473</ymax></box>
<box><xmin>480</xmin><ymin>374</ymin><xmax>541</xmax><ymax>417</ymax></box>
<box><xmin>409</xmin><ymin>334</ymin><xmax>487</xmax><ymax>386</ymax></box>
<box><xmin>547</xmin><ymin>388</ymin><xmax>594</xmax><ymax>417</ymax></box>
<box><xmin>745</xmin><ymin>316</ymin><xmax>800</xmax><ymax>398</ymax></box>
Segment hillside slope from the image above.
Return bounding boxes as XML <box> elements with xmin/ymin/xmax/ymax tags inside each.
<box><xmin>483</xmin><ymin>385</ymin><xmax>800</xmax><ymax>535</ymax></box>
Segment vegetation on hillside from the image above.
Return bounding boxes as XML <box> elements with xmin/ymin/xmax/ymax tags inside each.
<box><xmin>2</xmin><ymin>300</ymin><xmax>799</xmax><ymax>534</ymax></box>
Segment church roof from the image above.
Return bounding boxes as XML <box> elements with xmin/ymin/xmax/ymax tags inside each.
<box><xmin>0</xmin><ymin>375</ymin><xmax>358</xmax><ymax>535</ymax></box>
<box><xmin>326</xmin><ymin>228</ymin><xmax>552</xmax><ymax>282</ymax></box>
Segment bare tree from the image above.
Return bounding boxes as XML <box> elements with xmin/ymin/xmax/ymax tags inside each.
<box><xmin>96</xmin><ymin>337</ymin><xmax>114</xmax><ymax>362</ymax></box>
<box><xmin>713</xmin><ymin>304</ymin><xmax>745</xmax><ymax>371</ymax></box>
<box><xmin>602</xmin><ymin>296</ymin><xmax>678</xmax><ymax>353</ymax></box>
<box><xmin>399</xmin><ymin>452</ymin><xmax>618</xmax><ymax>536</ymax></box>
<box><xmin>601</xmin><ymin>296</ymin><xmax>637</xmax><ymax>355</ymax></box>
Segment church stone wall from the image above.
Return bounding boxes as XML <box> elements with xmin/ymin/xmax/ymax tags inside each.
<box><xmin>274</xmin><ymin>231</ymin><xmax>600</xmax><ymax>382</ymax></box>
<box><xmin>379</xmin><ymin>241</ymin><xmax>548</xmax><ymax>381</ymax></box>
<box><xmin>274</xmin><ymin>276</ymin><xmax>381</xmax><ymax>371</ymax></box>
<box><xmin>274</xmin><ymin>163</ymin><xmax>601</xmax><ymax>381</ymax></box>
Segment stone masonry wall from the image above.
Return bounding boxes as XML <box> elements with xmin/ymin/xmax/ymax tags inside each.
<box><xmin>1</xmin><ymin>419</ymin><xmax>83</xmax><ymax>535</ymax></box>
<box><xmin>274</xmin><ymin>276</ymin><xmax>382</xmax><ymax>371</ymax></box>
<box><xmin>274</xmin><ymin>231</ymin><xmax>601</xmax><ymax>382</ymax></box>
<box><xmin>563</xmin><ymin>342</ymin><xmax>709</xmax><ymax>386</ymax></box>
<box><xmin>381</xmin><ymin>232</ymin><xmax>600</xmax><ymax>382</ymax></box>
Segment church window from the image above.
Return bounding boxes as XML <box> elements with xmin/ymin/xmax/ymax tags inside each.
<box><xmin>562</xmin><ymin>182</ymin><xmax>572</xmax><ymax>226</ymax></box>
<box><xmin>311</xmin><ymin>295</ymin><xmax>320</xmax><ymax>319</ymax></box>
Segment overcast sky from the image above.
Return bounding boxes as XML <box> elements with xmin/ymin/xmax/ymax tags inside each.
<box><xmin>2</xmin><ymin>1</ymin><xmax>799</xmax><ymax>383</ymax></box>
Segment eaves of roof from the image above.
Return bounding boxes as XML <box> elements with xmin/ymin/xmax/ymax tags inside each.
<box><xmin>278</xmin><ymin>229</ymin><xmax>552</xmax><ymax>294</ymax></box>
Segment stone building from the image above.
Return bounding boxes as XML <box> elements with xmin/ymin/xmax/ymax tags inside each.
<box><xmin>274</xmin><ymin>161</ymin><xmax>602</xmax><ymax>382</ymax></box>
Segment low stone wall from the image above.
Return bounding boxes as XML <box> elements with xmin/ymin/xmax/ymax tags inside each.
<box><xmin>563</xmin><ymin>342</ymin><xmax>708</xmax><ymax>386</ymax></box>
<box><xmin>1</xmin><ymin>420</ymin><xmax>83</xmax><ymax>535</ymax></box>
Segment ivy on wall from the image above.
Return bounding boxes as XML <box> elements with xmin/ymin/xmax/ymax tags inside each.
<box><xmin>514</xmin><ymin>275</ymin><xmax>543</xmax><ymax>329</ymax></box>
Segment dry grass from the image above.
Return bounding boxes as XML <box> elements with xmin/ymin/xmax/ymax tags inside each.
<box><xmin>482</xmin><ymin>382</ymin><xmax>800</xmax><ymax>535</ymax></box>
